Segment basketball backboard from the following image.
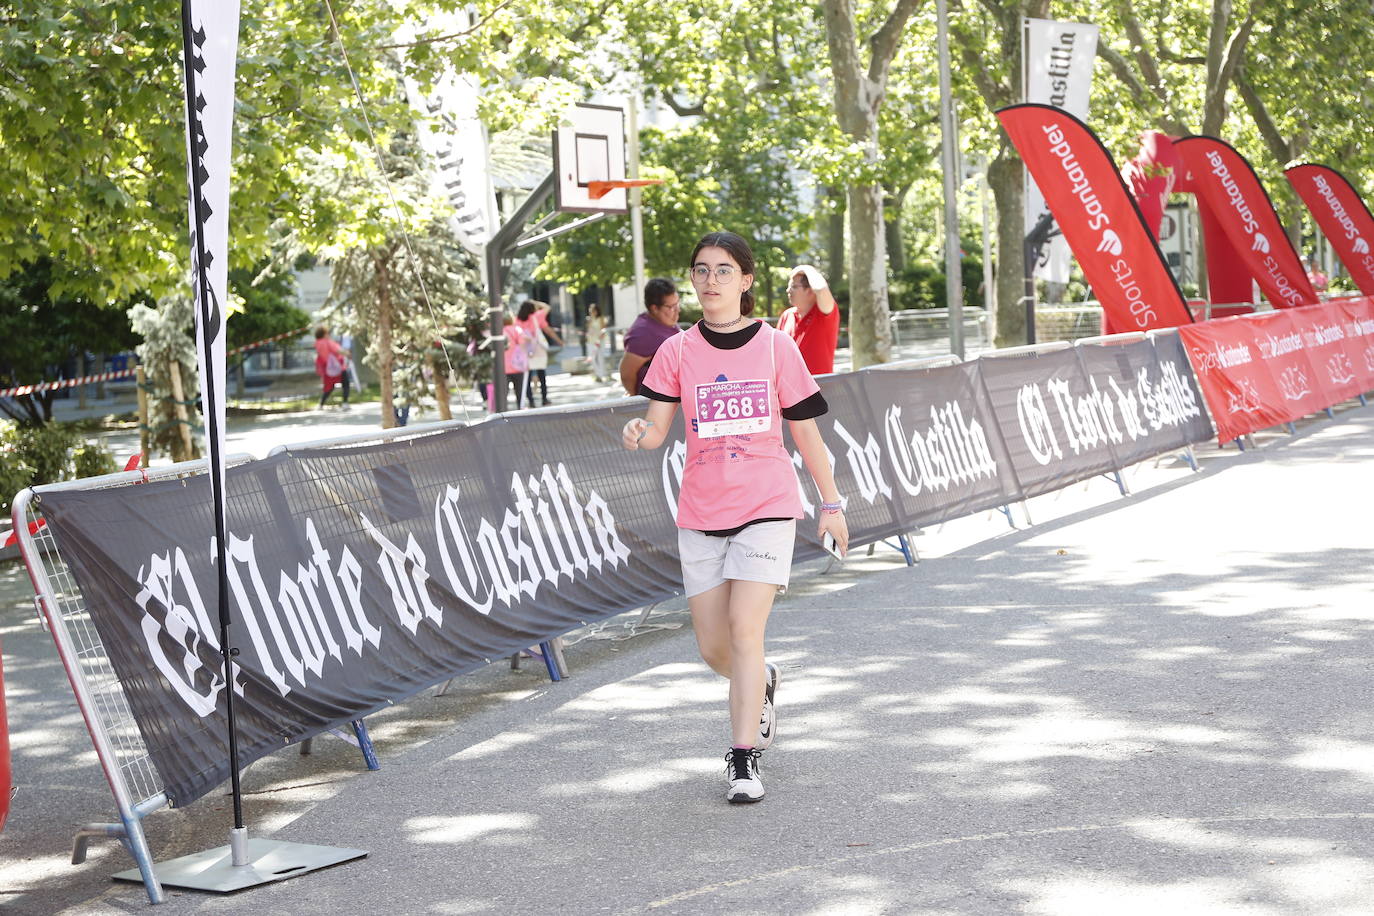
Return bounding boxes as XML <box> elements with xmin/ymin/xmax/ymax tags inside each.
<box><xmin>553</xmin><ymin>103</ymin><xmax>628</xmax><ymax>215</ymax></box>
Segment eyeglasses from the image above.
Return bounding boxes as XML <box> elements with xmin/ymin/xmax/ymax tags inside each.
<box><xmin>691</xmin><ymin>265</ymin><xmax>738</xmax><ymax>283</ymax></box>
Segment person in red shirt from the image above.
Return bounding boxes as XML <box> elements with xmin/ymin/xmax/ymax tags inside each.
<box><xmin>313</xmin><ymin>325</ymin><xmax>351</xmax><ymax>408</ymax></box>
<box><xmin>777</xmin><ymin>264</ymin><xmax>840</xmax><ymax>375</ymax></box>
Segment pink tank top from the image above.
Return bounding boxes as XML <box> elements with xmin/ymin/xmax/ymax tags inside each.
<box><xmin>643</xmin><ymin>321</ymin><xmax>820</xmax><ymax>530</ymax></box>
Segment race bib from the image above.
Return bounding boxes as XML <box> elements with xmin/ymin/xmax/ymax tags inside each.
<box><xmin>694</xmin><ymin>378</ymin><xmax>771</xmax><ymax>438</ymax></box>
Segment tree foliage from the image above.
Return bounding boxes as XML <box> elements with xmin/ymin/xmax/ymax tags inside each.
<box><xmin>5</xmin><ymin>0</ymin><xmax>1374</xmax><ymax>394</ymax></box>
<box><xmin>0</xmin><ymin>260</ymin><xmax>140</xmax><ymax>424</ymax></box>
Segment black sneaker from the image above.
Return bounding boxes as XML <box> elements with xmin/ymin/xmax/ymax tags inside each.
<box><xmin>725</xmin><ymin>748</ymin><xmax>764</xmax><ymax>803</ymax></box>
<box><xmin>758</xmin><ymin>662</ymin><xmax>780</xmax><ymax>750</ymax></box>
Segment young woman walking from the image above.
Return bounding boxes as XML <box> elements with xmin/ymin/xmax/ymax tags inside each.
<box><xmin>621</xmin><ymin>231</ymin><xmax>849</xmax><ymax>803</ymax></box>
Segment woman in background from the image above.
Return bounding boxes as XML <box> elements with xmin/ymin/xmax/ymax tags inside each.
<box><xmin>314</xmin><ymin>325</ymin><xmax>350</xmax><ymax>408</ymax></box>
<box><xmin>516</xmin><ymin>300</ymin><xmax>564</xmax><ymax>406</ymax></box>
<box><xmin>585</xmin><ymin>303</ymin><xmax>609</xmax><ymax>383</ymax></box>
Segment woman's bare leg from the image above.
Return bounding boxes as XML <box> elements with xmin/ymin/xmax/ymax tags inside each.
<box><xmin>726</xmin><ymin>580</ymin><xmax>778</xmax><ymax>747</ymax></box>
<box><xmin>688</xmin><ymin>582</ymin><xmax>732</xmax><ymax>678</ymax></box>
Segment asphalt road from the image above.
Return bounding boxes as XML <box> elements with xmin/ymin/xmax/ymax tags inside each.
<box><xmin>3</xmin><ymin>405</ymin><xmax>1373</xmax><ymax>914</ymax></box>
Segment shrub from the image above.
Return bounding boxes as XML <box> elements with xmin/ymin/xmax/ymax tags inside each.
<box><xmin>73</xmin><ymin>442</ymin><xmax>118</xmax><ymax>480</ymax></box>
<box><xmin>0</xmin><ymin>420</ymin><xmax>114</xmax><ymax>516</ymax></box>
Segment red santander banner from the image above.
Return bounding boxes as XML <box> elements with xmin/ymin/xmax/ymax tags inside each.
<box><xmin>997</xmin><ymin>104</ymin><xmax>1193</xmax><ymax>331</ymax></box>
<box><xmin>1338</xmin><ymin>296</ymin><xmax>1374</xmax><ymax>391</ymax></box>
<box><xmin>1245</xmin><ymin>310</ymin><xmax>1331</xmax><ymax>419</ymax></box>
<box><xmin>1179</xmin><ymin>317</ymin><xmax>1290</xmax><ymax>443</ymax></box>
<box><xmin>1174</xmin><ymin>136</ymin><xmax>1317</xmax><ymax>308</ymax></box>
<box><xmin>1287</xmin><ymin>303</ymin><xmax>1366</xmax><ymax>405</ymax></box>
<box><xmin>1285</xmin><ymin>164</ymin><xmax>1374</xmax><ymax>295</ymax></box>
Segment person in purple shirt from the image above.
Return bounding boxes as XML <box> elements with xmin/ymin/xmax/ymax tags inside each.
<box><xmin>619</xmin><ymin>278</ymin><xmax>682</xmax><ymax>395</ymax></box>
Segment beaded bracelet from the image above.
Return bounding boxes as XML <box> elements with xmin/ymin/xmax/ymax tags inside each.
<box><xmin>820</xmin><ymin>500</ymin><xmax>844</xmax><ymax>513</ymax></box>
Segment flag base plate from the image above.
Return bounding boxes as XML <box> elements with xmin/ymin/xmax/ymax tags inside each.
<box><xmin>113</xmin><ymin>838</ymin><xmax>366</xmax><ymax>893</ymax></box>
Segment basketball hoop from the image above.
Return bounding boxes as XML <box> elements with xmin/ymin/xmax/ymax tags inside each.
<box><xmin>587</xmin><ymin>179</ymin><xmax>662</xmax><ymax>200</ymax></box>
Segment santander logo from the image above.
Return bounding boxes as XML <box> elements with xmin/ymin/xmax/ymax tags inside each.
<box><xmin>1097</xmin><ymin>230</ymin><xmax>1122</xmax><ymax>256</ymax></box>
<box><xmin>1205</xmin><ymin>150</ymin><xmax>1260</xmax><ymax>234</ymax></box>
<box><xmin>1354</xmin><ymin>237</ymin><xmax>1371</xmax><ymax>255</ymax></box>
<box><xmin>1251</xmin><ymin>233</ymin><xmax>1271</xmax><ymax>254</ymax></box>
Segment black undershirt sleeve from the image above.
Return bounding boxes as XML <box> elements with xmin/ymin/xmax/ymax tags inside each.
<box><xmin>639</xmin><ymin>382</ymin><xmax>680</xmax><ymax>403</ymax></box>
<box><xmin>780</xmin><ymin>390</ymin><xmax>828</xmax><ymax>420</ymax></box>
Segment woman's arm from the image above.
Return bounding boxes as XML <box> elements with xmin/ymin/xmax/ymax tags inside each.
<box><xmin>621</xmin><ymin>400</ymin><xmax>678</xmax><ymax>450</ymax></box>
<box><xmin>538</xmin><ymin>305</ymin><xmax>564</xmax><ymax>345</ymax></box>
<box><xmin>788</xmin><ymin>417</ymin><xmax>849</xmax><ymax>554</ymax></box>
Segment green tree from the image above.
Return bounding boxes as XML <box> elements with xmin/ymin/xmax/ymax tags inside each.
<box><xmin>0</xmin><ymin>4</ymin><xmax>444</xmax><ymax>302</ymax></box>
<box><xmin>0</xmin><ymin>260</ymin><xmax>139</xmax><ymax>424</ymax></box>
<box><xmin>301</xmin><ymin>132</ymin><xmax>484</xmax><ymax>427</ymax></box>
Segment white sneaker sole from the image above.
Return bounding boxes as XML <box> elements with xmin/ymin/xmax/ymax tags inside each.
<box><xmin>758</xmin><ymin>663</ymin><xmax>781</xmax><ymax>750</ymax></box>
<box><xmin>727</xmin><ymin>783</ymin><xmax>765</xmax><ymax>804</ymax></box>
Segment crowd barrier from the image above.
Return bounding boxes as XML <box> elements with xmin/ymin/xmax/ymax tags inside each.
<box><xmin>14</xmin><ymin>332</ymin><xmax>1216</xmax><ymax>903</ymax></box>
<box><xmin>1179</xmin><ymin>297</ymin><xmax>1374</xmax><ymax>443</ymax></box>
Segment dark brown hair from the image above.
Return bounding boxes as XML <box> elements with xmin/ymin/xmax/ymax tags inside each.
<box><xmin>690</xmin><ymin>231</ymin><xmax>756</xmax><ymax>316</ymax></box>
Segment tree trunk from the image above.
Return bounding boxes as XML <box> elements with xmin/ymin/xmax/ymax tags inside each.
<box><xmin>377</xmin><ymin>255</ymin><xmax>397</xmax><ymax>429</ymax></box>
<box><xmin>988</xmin><ymin>147</ymin><xmax>1027</xmax><ymax>347</ymax></box>
<box><xmin>848</xmin><ymin>182</ymin><xmax>892</xmax><ymax>366</ymax></box>
<box><xmin>825</xmin><ymin>185</ymin><xmax>847</xmax><ymax>288</ymax></box>
<box><xmin>433</xmin><ymin>356</ymin><xmax>452</xmax><ymax>421</ymax></box>
<box><xmin>884</xmin><ymin>183</ymin><xmax>910</xmax><ymax>277</ymax></box>
<box><xmin>1202</xmin><ymin>0</ymin><xmax>1232</xmax><ymax>135</ymax></box>
<box><xmin>820</xmin><ymin>0</ymin><xmax>920</xmax><ymax>366</ymax></box>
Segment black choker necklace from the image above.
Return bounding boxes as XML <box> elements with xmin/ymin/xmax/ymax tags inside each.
<box><xmin>704</xmin><ymin>315</ymin><xmax>745</xmax><ymax>330</ymax></box>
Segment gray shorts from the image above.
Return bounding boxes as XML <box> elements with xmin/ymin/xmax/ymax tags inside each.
<box><xmin>678</xmin><ymin>519</ymin><xmax>797</xmax><ymax>598</ymax></box>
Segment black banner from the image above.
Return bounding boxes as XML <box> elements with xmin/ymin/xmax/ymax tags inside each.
<box><xmin>37</xmin><ymin>337</ymin><xmax>1212</xmax><ymax>807</ymax></box>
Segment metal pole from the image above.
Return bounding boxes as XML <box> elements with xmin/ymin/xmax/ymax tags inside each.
<box><xmin>936</xmin><ymin>0</ymin><xmax>964</xmax><ymax>359</ymax></box>
<box><xmin>629</xmin><ymin>92</ymin><xmax>646</xmax><ymax>322</ymax></box>
<box><xmin>485</xmin><ymin>173</ymin><xmax>556</xmax><ymax>413</ymax></box>
<box><xmin>979</xmin><ymin>155</ymin><xmax>995</xmax><ymax>349</ymax></box>
<box><xmin>1019</xmin><ymin>15</ymin><xmax>1036</xmax><ymax>345</ymax></box>
<box><xmin>485</xmin><ymin>244</ymin><xmax>507</xmax><ymax>413</ymax></box>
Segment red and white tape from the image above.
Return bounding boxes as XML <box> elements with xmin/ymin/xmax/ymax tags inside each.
<box><xmin>0</xmin><ymin>326</ymin><xmax>312</xmax><ymax>399</ymax></box>
<box><xmin>0</xmin><ymin>368</ymin><xmax>140</xmax><ymax>399</ymax></box>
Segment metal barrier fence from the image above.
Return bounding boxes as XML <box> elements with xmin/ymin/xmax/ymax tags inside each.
<box><xmin>14</xmin><ymin>340</ymin><xmax>1207</xmax><ymax>905</ymax></box>
<box><xmin>15</xmin><ymin>456</ymin><xmax>253</xmax><ymax>903</ymax></box>
<box><xmin>889</xmin><ymin>307</ymin><xmax>991</xmax><ymax>351</ymax></box>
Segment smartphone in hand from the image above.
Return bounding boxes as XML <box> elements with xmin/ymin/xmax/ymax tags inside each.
<box><xmin>822</xmin><ymin>531</ymin><xmax>844</xmax><ymax>561</ymax></box>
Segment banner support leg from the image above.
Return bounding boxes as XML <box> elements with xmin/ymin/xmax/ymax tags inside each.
<box><xmin>538</xmin><ymin>641</ymin><xmax>562</xmax><ymax>682</ymax></box>
<box><xmin>880</xmin><ymin>535</ymin><xmax>915</xmax><ymax>566</ymax></box>
<box><xmin>351</xmin><ymin>720</ymin><xmax>380</xmax><ymax>770</ymax></box>
<box><xmin>1183</xmin><ymin>445</ymin><xmax>1199</xmax><ymax>472</ymax></box>
<box><xmin>549</xmin><ymin>636</ymin><xmax>569</xmax><ymax>678</ymax></box>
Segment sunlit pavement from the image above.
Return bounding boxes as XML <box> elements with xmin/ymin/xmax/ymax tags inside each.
<box><xmin>4</xmin><ymin>401</ymin><xmax>1374</xmax><ymax>913</ymax></box>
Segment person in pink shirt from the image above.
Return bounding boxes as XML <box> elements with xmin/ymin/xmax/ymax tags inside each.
<box><xmin>313</xmin><ymin>325</ymin><xmax>350</xmax><ymax>408</ymax></box>
<box><xmin>621</xmin><ymin>230</ymin><xmax>849</xmax><ymax>804</ymax></box>
<box><xmin>516</xmin><ymin>300</ymin><xmax>564</xmax><ymax>407</ymax></box>
<box><xmin>501</xmin><ymin>313</ymin><xmax>533</xmax><ymax>409</ymax></box>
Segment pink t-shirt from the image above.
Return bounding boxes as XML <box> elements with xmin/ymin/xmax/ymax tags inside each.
<box><xmin>503</xmin><ymin>325</ymin><xmax>531</xmax><ymax>374</ymax></box>
<box><xmin>643</xmin><ymin>321</ymin><xmax>820</xmax><ymax>531</ymax></box>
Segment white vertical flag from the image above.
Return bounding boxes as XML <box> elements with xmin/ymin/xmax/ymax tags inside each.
<box><xmin>400</xmin><ymin>12</ymin><xmax>495</xmax><ymax>255</ymax></box>
<box><xmin>1022</xmin><ymin>18</ymin><xmax>1099</xmax><ymax>285</ymax></box>
<box><xmin>181</xmin><ymin>0</ymin><xmax>238</xmax><ymax>529</ymax></box>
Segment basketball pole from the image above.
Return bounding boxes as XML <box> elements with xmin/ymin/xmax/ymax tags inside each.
<box><xmin>629</xmin><ymin>91</ymin><xmax>647</xmax><ymax>320</ymax></box>
<box><xmin>485</xmin><ymin>173</ymin><xmax>555</xmax><ymax>414</ymax></box>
